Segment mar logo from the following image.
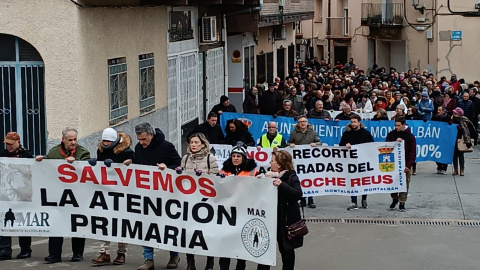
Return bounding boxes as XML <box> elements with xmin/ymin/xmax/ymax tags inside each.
<box><xmin>1</xmin><ymin>208</ymin><xmax>50</xmax><ymax>227</ymax></box>
<box><xmin>378</xmin><ymin>145</ymin><xmax>395</xmax><ymax>172</ymax></box>
<box><xmin>241</xmin><ymin>219</ymin><xmax>270</xmax><ymax>257</ymax></box>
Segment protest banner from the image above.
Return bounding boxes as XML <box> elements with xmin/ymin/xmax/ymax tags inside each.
<box><xmin>219</xmin><ymin>112</ymin><xmax>456</xmax><ymax>163</ymax></box>
<box><xmin>212</xmin><ymin>142</ymin><xmax>406</xmax><ymax>197</ymax></box>
<box><xmin>0</xmin><ymin>158</ymin><xmax>278</xmax><ymax>265</ymax></box>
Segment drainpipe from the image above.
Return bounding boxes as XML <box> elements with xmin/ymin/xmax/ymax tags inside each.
<box><xmin>327</xmin><ymin>0</ymin><xmax>331</xmax><ymax>64</ymax></box>
<box><xmin>223</xmin><ymin>14</ymin><xmax>229</xmax><ymax>97</ymax></box>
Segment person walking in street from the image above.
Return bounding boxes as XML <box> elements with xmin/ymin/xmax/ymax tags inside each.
<box><xmin>35</xmin><ymin>127</ymin><xmax>91</xmax><ymax>263</ymax></box>
<box><xmin>132</xmin><ymin>123</ymin><xmax>182</xmax><ymax>270</ymax></box>
<box><xmin>259</xmin><ymin>83</ymin><xmax>282</xmax><ymax>115</ymax></box>
<box><xmin>339</xmin><ymin>115</ymin><xmax>374</xmax><ymax>210</ymax></box>
<box><xmin>218</xmin><ymin>144</ymin><xmax>258</xmax><ymax>270</ymax></box>
<box><xmin>243</xmin><ymin>87</ymin><xmax>259</xmax><ymax>114</ymax></box>
<box><xmin>432</xmin><ymin>106</ymin><xmax>450</xmax><ymax>174</ymax></box>
<box><xmin>190</xmin><ymin>112</ymin><xmax>225</xmax><ymax>144</ymax></box>
<box><xmin>386</xmin><ymin>117</ymin><xmax>416</xmax><ymax>212</ymax></box>
<box><xmin>288</xmin><ymin>116</ymin><xmax>320</xmax><ymax>208</ymax></box>
<box><xmin>277</xmin><ymin>100</ymin><xmax>299</xmax><ymax>117</ymax></box>
<box><xmin>257</xmin><ymin>150</ymin><xmax>304</xmax><ymax>270</ymax></box>
<box><xmin>224</xmin><ymin>119</ymin><xmax>255</xmax><ymax>147</ymax></box>
<box><xmin>256</xmin><ymin>122</ymin><xmax>287</xmax><ymax>150</ymax></box>
<box><xmin>210</xmin><ymin>95</ymin><xmax>237</xmax><ymax>116</ymax></box>
<box><xmin>176</xmin><ymin>133</ymin><xmax>219</xmax><ymax>270</ymax></box>
<box><xmin>91</xmin><ymin>128</ymin><xmax>134</xmax><ymax>266</ymax></box>
<box><xmin>0</xmin><ymin>132</ymin><xmax>33</xmax><ymax>261</ymax></box>
<box><xmin>451</xmin><ymin>108</ymin><xmax>477</xmax><ymax>176</ymax></box>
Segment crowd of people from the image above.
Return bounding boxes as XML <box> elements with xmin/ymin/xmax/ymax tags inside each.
<box><xmin>1</xmin><ymin>58</ymin><xmax>478</xmax><ymax>270</ymax></box>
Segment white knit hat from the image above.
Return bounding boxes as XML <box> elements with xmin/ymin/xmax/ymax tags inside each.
<box><xmin>102</xmin><ymin>128</ymin><xmax>118</xmax><ymax>142</ymax></box>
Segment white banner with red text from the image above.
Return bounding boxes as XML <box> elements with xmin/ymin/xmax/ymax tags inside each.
<box><xmin>212</xmin><ymin>141</ymin><xmax>406</xmax><ymax>197</ymax></box>
<box><xmin>0</xmin><ymin>158</ymin><xmax>277</xmax><ymax>265</ymax></box>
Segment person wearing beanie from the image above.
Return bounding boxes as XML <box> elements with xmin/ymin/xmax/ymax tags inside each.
<box><xmin>210</xmin><ymin>95</ymin><xmax>237</xmax><ymax>116</ymax></box>
<box><xmin>0</xmin><ymin>132</ymin><xmax>33</xmax><ymax>261</ymax></box>
<box><xmin>218</xmin><ymin>144</ymin><xmax>258</xmax><ymax>270</ymax></box>
<box><xmin>416</xmin><ymin>91</ymin><xmax>434</xmax><ymax>120</ymax></box>
<box><xmin>91</xmin><ymin>127</ymin><xmax>134</xmax><ymax>266</ymax></box>
<box><xmin>451</xmin><ymin>107</ymin><xmax>478</xmax><ymax>176</ymax></box>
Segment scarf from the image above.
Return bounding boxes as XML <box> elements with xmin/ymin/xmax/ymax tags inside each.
<box><xmin>452</xmin><ymin>115</ymin><xmax>473</xmax><ymax>144</ymax></box>
<box><xmin>442</xmin><ymin>98</ymin><xmax>450</xmax><ymax>108</ymax></box>
<box><xmin>265</xmin><ymin>170</ymin><xmax>287</xmax><ymax>178</ymax></box>
<box><xmin>59</xmin><ymin>143</ymin><xmax>76</xmax><ymax>158</ymax></box>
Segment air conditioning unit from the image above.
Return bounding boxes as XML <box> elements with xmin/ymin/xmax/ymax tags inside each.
<box><xmin>274</xmin><ymin>25</ymin><xmax>286</xmax><ymax>40</ymax></box>
<box><xmin>201</xmin><ymin>16</ymin><xmax>217</xmax><ymax>43</ymax></box>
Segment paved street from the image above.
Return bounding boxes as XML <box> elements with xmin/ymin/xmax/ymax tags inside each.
<box><xmin>2</xmin><ymin>149</ymin><xmax>480</xmax><ymax>269</ymax></box>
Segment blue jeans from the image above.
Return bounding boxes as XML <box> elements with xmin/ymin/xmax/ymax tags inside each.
<box><xmin>142</xmin><ymin>246</ymin><xmax>178</xmax><ymax>260</ymax></box>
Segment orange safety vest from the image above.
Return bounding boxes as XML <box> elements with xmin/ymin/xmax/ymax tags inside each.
<box><xmin>220</xmin><ymin>170</ymin><xmax>258</xmax><ymax>177</ymax></box>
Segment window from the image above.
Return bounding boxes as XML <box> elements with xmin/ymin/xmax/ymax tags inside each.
<box><xmin>169</xmin><ymin>10</ymin><xmax>194</xmax><ymax>42</ymax></box>
<box><xmin>108</xmin><ymin>57</ymin><xmax>128</xmax><ymax>125</ymax></box>
<box><xmin>139</xmin><ymin>53</ymin><xmax>155</xmax><ymax>113</ymax></box>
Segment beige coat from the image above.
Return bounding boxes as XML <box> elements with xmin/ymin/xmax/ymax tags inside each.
<box><xmin>180</xmin><ymin>147</ymin><xmax>219</xmax><ymax>174</ymax></box>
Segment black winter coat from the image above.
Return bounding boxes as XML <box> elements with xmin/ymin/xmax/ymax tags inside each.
<box><xmin>277</xmin><ymin>170</ymin><xmax>304</xmax><ymax>251</ymax></box>
<box><xmin>191</xmin><ymin>122</ymin><xmax>225</xmax><ymax>144</ymax></box>
<box><xmin>133</xmin><ymin>128</ymin><xmax>181</xmax><ymax>169</ymax></box>
<box><xmin>0</xmin><ymin>147</ymin><xmax>33</xmax><ymax>158</ymax></box>
<box><xmin>242</xmin><ymin>93</ymin><xmax>258</xmax><ymax>114</ymax></box>
<box><xmin>97</xmin><ymin>132</ymin><xmax>135</xmax><ymax>163</ymax></box>
<box><xmin>339</xmin><ymin>123</ymin><xmax>374</xmax><ymax>146</ymax></box>
<box><xmin>224</xmin><ymin>130</ymin><xmax>255</xmax><ymax>146</ymax></box>
<box><xmin>210</xmin><ymin>103</ymin><xmax>237</xmax><ymax>115</ymax></box>
<box><xmin>260</xmin><ymin>90</ymin><xmax>282</xmax><ymax>115</ymax></box>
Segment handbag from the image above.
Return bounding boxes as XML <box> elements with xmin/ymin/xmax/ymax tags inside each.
<box><xmin>457</xmin><ymin>136</ymin><xmax>474</xmax><ymax>152</ymax></box>
<box><xmin>286</xmin><ymin>205</ymin><xmax>309</xmax><ymax>240</ymax></box>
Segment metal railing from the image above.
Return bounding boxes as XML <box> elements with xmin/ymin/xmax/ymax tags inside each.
<box><xmin>326</xmin><ymin>17</ymin><xmax>351</xmax><ymax>38</ymax></box>
<box><xmin>361</xmin><ymin>3</ymin><xmax>404</xmax><ymax>26</ymax></box>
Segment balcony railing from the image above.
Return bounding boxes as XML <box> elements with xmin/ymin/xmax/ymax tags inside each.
<box><xmin>326</xmin><ymin>17</ymin><xmax>351</xmax><ymax>39</ymax></box>
<box><xmin>361</xmin><ymin>3</ymin><xmax>404</xmax><ymax>27</ymax></box>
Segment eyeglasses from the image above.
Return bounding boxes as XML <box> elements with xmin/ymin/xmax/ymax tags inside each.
<box><xmin>268</xmin><ymin>126</ymin><xmax>276</xmax><ymax>128</ymax></box>
<box><xmin>298</xmin><ymin>120</ymin><xmax>307</xmax><ymax>123</ymax></box>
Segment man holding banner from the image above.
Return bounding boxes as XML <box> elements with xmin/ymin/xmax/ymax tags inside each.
<box><xmin>386</xmin><ymin>117</ymin><xmax>417</xmax><ymax>212</ymax></box>
<box><xmin>132</xmin><ymin>123</ymin><xmax>182</xmax><ymax>270</ymax></box>
<box><xmin>339</xmin><ymin>115</ymin><xmax>374</xmax><ymax>210</ymax></box>
<box><xmin>288</xmin><ymin>116</ymin><xmax>321</xmax><ymax>208</ymax></box>
<box><xmin>256</xmin><ymin>122</ymin><xmax>287</xmax><ymax>150</ymax></box>
<box><xmin>35</xmin><ymin>127</ymin><xmax>91</xmax><ymax>263</ymax></box>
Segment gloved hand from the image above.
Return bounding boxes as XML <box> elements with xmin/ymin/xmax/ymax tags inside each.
<box><xmin>195</xmin><ymin>169</ymin><xmax>203</xmax><ymax>176</ymax></box>
<box><xmin>466</xmin><ymin>143</ymin><xmax>472</xmax><ymax>148</ymax></box>
<box><xmin>87</xmin><ymin>158</ymin><xmax>97</xmax><ymax>166</ymax></box>
<box><xmin>293</xmin><ymin>116</ymin><xmax>298</xmax><ymax>122</ymax></box>
<box><xmin>273</xmin><ymin>114</ymin><xmax>278</xmax><ymax>119</ymax></box>
<box><xmin>175</xmin><ymin>167</ymin><xmax>183</xmax><ymax>174</ymax></box>
<box><xmin>104</xmin><ymin>159</ymin><xmax>113</xmax><ymax>167</ymax></box>
<box><xmin>216</xmin><ymin>172</ymin><xmax>226</xmax><ymax>178</ymax></box>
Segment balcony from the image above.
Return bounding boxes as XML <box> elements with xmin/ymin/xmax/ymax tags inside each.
<box><xmin>361</xmin><ymin>3</ymin><xmax>404</xmax><ymax>27</ymax></box>
<box><xmin>326</xmin><ymin>17</ymin><xmax>351</xmax><ymax>40</ymax></box>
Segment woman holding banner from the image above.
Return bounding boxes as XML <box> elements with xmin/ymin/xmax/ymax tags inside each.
<box><xmin>258</xmin><ymin>150</ymin><xmax>303</xmax><ymax>270</ymax></box>
<box><xmin>218</xmin><ymin>144</ymin><xmax>258</xmax><ymax>270</ymax></box>
<box><xmin>178</xmin><ymin>133</ymin><xmax>219</xmax><ymax>270</ymax></box>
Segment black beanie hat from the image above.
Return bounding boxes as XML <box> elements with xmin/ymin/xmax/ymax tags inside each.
<box><xmin>220</xmin><ymin>95</ymin><xmax>229</xmax><ymax>104</ymax></box>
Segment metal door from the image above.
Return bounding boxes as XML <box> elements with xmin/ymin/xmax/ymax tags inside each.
<box><xmin>167</xmin><ymin>58</ymin><xmax>179</xmax><ymax>150</ymax></box>
<box><xmin>0</xmin><ymin>34</ymin><xmax>46</xmax><ymax>155</ymax></box>
<box><xmin>205</xmin><ymin>48</ymin><xmax>225</xmax><ymax>115</ymax></box>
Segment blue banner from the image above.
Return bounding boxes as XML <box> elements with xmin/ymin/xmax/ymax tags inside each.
<box><xmin>220</xmin><ymin>112</ymin><xmax>457</xmax><ymax>164</ymax></box>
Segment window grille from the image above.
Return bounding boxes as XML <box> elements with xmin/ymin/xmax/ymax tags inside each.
<box><xmin>108</xmin><ymin>57</ymin><xmax>128</xmax><ymax>125</ymax></box>
<box><xmin>139</xmin><ymin>53</ymin><xmax>155</xmax><ymax>113</ymax></box>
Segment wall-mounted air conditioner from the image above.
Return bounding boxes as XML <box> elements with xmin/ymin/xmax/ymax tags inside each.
<box><xmin>201</xmin><ymin>16</ymin><xmax>217</xmax><ymax>43</ymax></box>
